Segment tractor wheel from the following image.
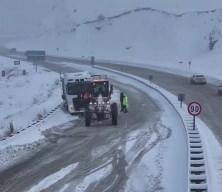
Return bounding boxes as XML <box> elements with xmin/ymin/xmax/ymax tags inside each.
<box><xmin>111</xmin><ymin>103</ymin><xmax>118</xmax><ymax>125</ymax></box>
<box><xmin>85</xmin><ymin>109</ymin><xmax>91</xmax><ymax>127</ymax></box>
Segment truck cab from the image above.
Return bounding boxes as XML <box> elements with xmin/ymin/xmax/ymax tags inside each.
<box><xmin>85</xmin><ymin>74</ymin><xmax>118</xmax><ymax>126</ymax></box>
<box><xmin>61</xmin><ymin>71</ymin><xmax>92</xmax><ymax>114</ymax></box>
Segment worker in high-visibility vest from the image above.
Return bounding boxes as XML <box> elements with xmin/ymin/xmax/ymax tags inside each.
<box><xmin>122</xmin><ymin>94</ymin><xmax>128</xmax><ymax>113</ymax></box>
<box><xmin>120</xmin><ymin>92</ymin><xmax>124</xmax><ymax>112</ymax></box>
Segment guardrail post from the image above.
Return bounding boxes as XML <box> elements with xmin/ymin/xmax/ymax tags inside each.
<box><xmin>1</xmin><ymin>70</ymin><xmax>5</xmax><ymax>77</ymax></box>
<box><xmin>22</xmin><ymin>70</ymin><xmax>26</xmax><ymax>75</ymax></box>
<box><xmin>193</xmin><ymin>116</ymin><xmax>196</xmax><ymax>130</ymax></box>
<box><xmin>148</xmin><ymin>75</ymin><xmax>153</xmax><ymax>82</ymax></box>
<box><xmin>91</xmin><ymin>56</ymin><xmax>95</xmax><ymax>66</ymax></box>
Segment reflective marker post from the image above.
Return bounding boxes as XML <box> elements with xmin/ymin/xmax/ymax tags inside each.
<box><xmin>193</xmin><ymin>115</ymin><xmax>196</xmax><ymax>130</ymax></box>
<box><xmin>148</xmin><ymin>75</ymin><xmax>153</xmax><ymax>83</ymax></box>
<box><xmin>91</xmin><ymin>56</ymin><xmax>95</xmax><ymax>66</ymax></box>
<box><xmin>188</xmin><ymin>102</ymin><xmax>202</xmax><ymax>130</ymax></box>
<box><xmin>178</xmin><ymin>93</ymin><xmax>185</xmax><ymax>108</ymax></box>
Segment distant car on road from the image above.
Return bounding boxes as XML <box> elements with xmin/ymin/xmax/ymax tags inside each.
<box><xmin>217</xmin><ymin>85</ymin><xmax>222</xmax><ymax>96</ymax></box>
<box><xmin>9</xmin><ymin>48</ymin><xmax>16</xmax><ymax>53</ymax></box>
<box><xmin>190</xmin><ymin>74</ymin><xmax>207</xmax><ymax>85</ymax></box>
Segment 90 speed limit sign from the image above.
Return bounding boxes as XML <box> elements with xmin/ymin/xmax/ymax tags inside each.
<box><xmin>188</xmin><ymin>102</ymin><xmax>202</xmax><ymax>116</ymax></box>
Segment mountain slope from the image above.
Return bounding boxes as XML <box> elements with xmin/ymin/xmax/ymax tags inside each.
<box><xmin>1</xmin><ymin>0</ymin><xmax>222</xmax><ymax>78</ymax></box>
<box><xmin>8</xmin><ymin>6</ymin><xmax>222</xmax><ymax>61</ymax></box>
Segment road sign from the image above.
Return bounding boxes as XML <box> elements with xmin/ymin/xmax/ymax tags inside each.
<box><xmin>188</xmin><ymin>102</ymin><xmax>202</xmax><ymax>116</ymax></box>
<box><xmin>178</xmin><ymin>93</ymin><xmax>185</xmax><ymax>108</ymax></box>
<box><xmin>178</xmin><ymin>93</ymin><xmax>185</xmax><ymax>102</ymax></box>
<box><xmin>188</xmin><ymin>102</ymin><xmax>202</xmax><ymax>130</ymax></box>
<box><xmin>14</xmin><ymin>60</ymin><xmax>20</xmax><ymax>65</ymax></box>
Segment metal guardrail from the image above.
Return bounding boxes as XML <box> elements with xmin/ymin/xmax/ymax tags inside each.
<box><xmin>187</xmin><ymin>122</ymin><xmax>208</xmax><ymax>192</ymax></box>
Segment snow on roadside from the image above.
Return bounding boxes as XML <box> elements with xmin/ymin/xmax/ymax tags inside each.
<box><xmin>122</xmin><ymin>81</ymin><xmax>188</xmax><ymax>192</ymax></box>
<box><xmin>0</xmin><ymin>108</ymin><xmax>77</xmax><ymax>171</ymax></box>
<box><xmin>157</xmin><ymin>87</ymin><xmax>222</xmax><ymax>192</ymax></box>
<box><xmin>0</xmin><ymin>55</ymin><xmax>79</xmax><ymax>172</ymax></box>
<box><xmin>94</xmin><ymin>64</ymin><xmax>222</xmax><ymax>192</ymax></box>
<box><xmin>0</xmin><ymin>109</ymin><xmax>76</xmax><ymax>150</ymax></box>
<box><xmin>27</xmin><ymin>162</ymin><xmax>79</xmax><ymax>192</ymax></box>
<box><xmin>131</xmin><ymin>71</ymin><xmax>222</xmax><ymax>192</ymax></box>
<box><xmin>0</xmin><ymin>56</ymin><xmax>61</xmax><ymax>137</ymax></box>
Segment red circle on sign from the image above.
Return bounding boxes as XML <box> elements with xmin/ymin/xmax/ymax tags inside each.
<box><xmin>188</xmin><ymin>102</ymin><xmax>202</xmax><ymax>116</ymax></box>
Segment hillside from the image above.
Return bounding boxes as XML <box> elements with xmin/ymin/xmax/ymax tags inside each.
<box><xmin>1</xmin><ymin>0</ymin><xmax>222</xmax><ymax>78</ymax></box>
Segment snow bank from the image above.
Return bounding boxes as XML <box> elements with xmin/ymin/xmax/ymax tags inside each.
<box><xmin>0</xmin><ymin>56</ymin><xmax>61</xmax><ymax>138</ymax></box>
<box><xmin>0</xmin><ymin>55</ymin><xmax>81</xmax><ymax>171</ymax></box>
<box><xmin>0</xmin><ymin>107</ymin><xmax>77</xmax><ymax>172</ymax></box>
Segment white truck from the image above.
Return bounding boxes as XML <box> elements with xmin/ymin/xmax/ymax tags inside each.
<box><xmin>61</xmin><ymin>71</ymin><xmax>92</xmax><ymax>114</ymax></box>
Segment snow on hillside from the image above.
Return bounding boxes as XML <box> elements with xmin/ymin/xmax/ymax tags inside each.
<box><xmin>0</xmin><ymin>56</ymin><xmax>61</xmax><ymax>138</ymax></box>
<box><xmin>1</xmin><ymin>0</ymin><xmax>222</xmax><ymax>80</ymax></box>
<box><xmin>8</xmin><ymin>6</ymin><xmax>222</xmax><ymax>60</ymax></box>
<box><xmin>0</xmin><ymin>0</ymin><xmax>53</xmax><ymax>37</ymax></box>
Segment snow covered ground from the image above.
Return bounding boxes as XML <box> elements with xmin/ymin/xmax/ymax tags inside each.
<box><xmin>1</xmin><ymin>0</ymin><xmax>222</xmax><ymax>38</ymax></box>
<box><xmin>0</xmin><ymin>56</ymin><xmax>80</xmax><ymax>171</ymax></box>
<box><xmin>4</xmin><ymin>0</ymin><xmax>222</xmax><ymax>82</ymax></box>
<box><xmin>0</xmin><ymin>108</ymin><xmax>77</xmax><ymax>171</ymax></box>
<box><xmin>0</xmin><ymin>56</ymin><xmax>62</xmax><ymax>138</ymax></box>
<box><xmin>0</xmin><ymin>1</ymin><xmax>222</xmax><ymax>191</ymax></box>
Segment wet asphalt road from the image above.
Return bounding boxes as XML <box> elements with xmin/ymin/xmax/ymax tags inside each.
<box><xmin>0</xmin><ymin>60</ymin><xmax>162</xmax><ymax>192</ymax></box>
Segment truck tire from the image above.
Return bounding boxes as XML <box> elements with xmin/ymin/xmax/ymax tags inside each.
<box><xmin>85</xmin><ymin>109</ymin><xmax>91</xmax><ymax>127</ymax></box>
<box><xmin>63</xmin><ymin>101</ymin><xmax>68</xmax><ymax>111</ymax></box>
<box><xmin>111</xmin><ymin>103</ymin><xmax>118</xmax><ymax>125</ymax></box>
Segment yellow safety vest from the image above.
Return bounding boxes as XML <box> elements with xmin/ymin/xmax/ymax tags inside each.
<box><xmin>123</xmin><ymin>96</ymin><xmax>128</xmax><ymax>107</ymax></box>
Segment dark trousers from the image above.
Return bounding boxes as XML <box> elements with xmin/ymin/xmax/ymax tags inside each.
<box><xmin>120</xmin><ymin>103</ymin><xmax>124</xmax><ymax>111</ymax></box>
<box><xmin>122</xmin><ymin>105</ymin><xmax>128</xmax><ymax>113</ymax></box>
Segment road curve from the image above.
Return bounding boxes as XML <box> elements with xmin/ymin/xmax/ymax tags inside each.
<box><xmin>42</xmin><ymin>54</ymin><xmax>222</xmax><ymax>144</ymax></box>
<box><xmin>95</xmin><ymin>63</ymin><xmax>222</xmax><ymax>145</ymax></box>
<box><xmin>36</xmin><ymin>51</ymin><xmax>221</xmax><ymax>145</ymax></box>
<box><xmin>0</xmin><ymin>62</ymin><xmax>163</xmax><ymax>192</ymax></box>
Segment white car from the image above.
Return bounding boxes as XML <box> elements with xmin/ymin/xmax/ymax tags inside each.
<box><xmin>190</xmin><ymin>75</ymin><xmax>207</xmax><ymax>84</ymax></box>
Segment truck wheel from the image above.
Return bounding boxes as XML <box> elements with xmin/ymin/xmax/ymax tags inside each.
<box><xmin>63</xmin><ymin>102</ymin><xmax>68</xmax><ymax>111</ymax></box>
<box><xmin>85</xmin><ymin>110</ymin><xmax>91</xmax><ymax>127</ymax></box>
<box><xmin>111</xmin><ymin>103</ymin><xmax>118</xmax><ymax>125</ymax></box>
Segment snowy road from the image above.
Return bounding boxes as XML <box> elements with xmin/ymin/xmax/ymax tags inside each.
<box><xmin>0</xmin><ymin>50</ymin><xmax>189</xmax><ymax>191</ymax></box>
<box><xmin>41</xmin><ymin>53</ymin><xmax>222</xmax><ymax>144</ymax></box>
<box><xmin>40</xmin><ymin>52</ymin><xmax>222</xmax><ymax>144</ymax></box>
<box><xmin>0</xmin><ymin>61</ymin><xmax>167</xmax><ymax>192</ymax></box>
